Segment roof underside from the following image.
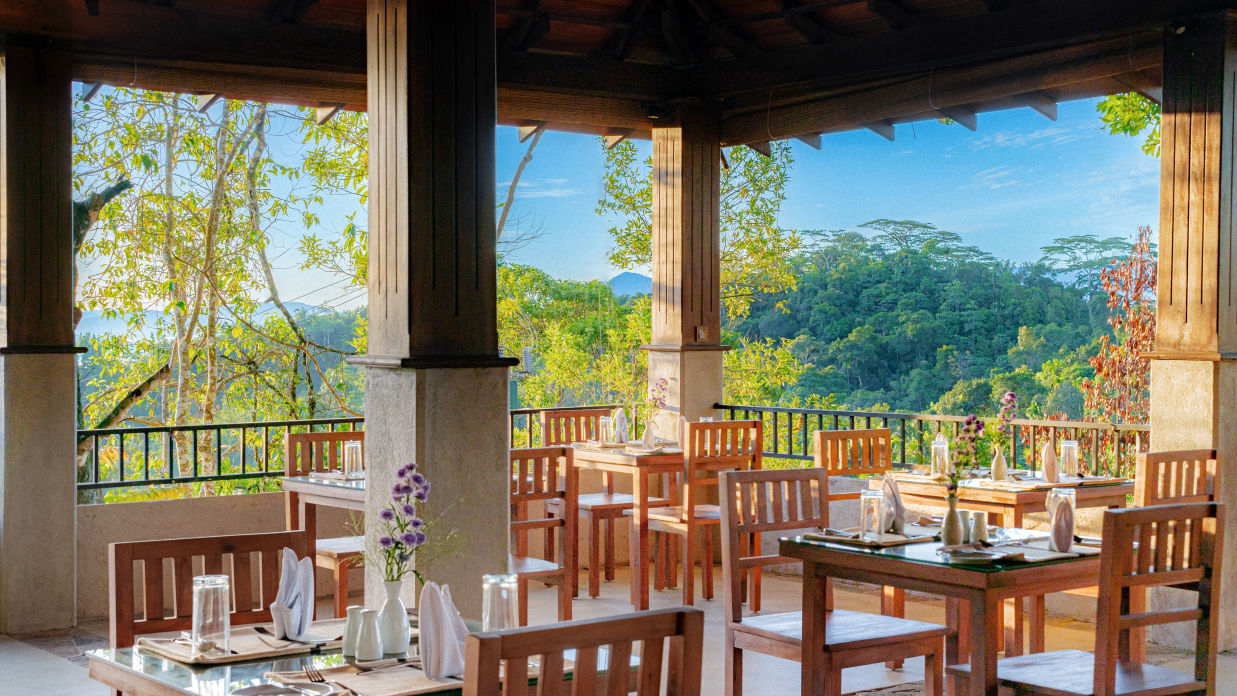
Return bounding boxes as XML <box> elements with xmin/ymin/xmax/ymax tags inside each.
<box><xmin>0</xmin><ymin>0</ymin><xmax>1218</xmax><ymax>144</ymax></box>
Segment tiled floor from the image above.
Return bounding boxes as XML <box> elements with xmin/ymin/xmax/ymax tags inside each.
<box><xmin>2</xmin><ymin>569</ymin><xmax>1232</xmax><ymax>695</ymax></box>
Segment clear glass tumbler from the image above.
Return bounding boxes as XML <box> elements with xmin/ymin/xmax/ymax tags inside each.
<box><xmin>599</xmin><ymin>417</ymin><xmax>612</xmax><ymax>443</ymax></box>
<box><xmin>192</xmin><ymin>575</ymin><xmax>230</xmax><ymax>658</ymax></box>
<box><xmin>1059</xmin><ymin>440</ymin><xmax>1079</xmax><ymax>477</ymax></box>
<box><xmin>343</xmin><ymin>441</ymin><xmax>364</xmax><ymax>478</ymax></box>
<box><xmin>931</xmin><ymin>439</ymin><xmax>951</xmax><ymax>477</ymax></box>
<box><xmin>481</xmin><ymin>574</ymin><xmax>519</xmax><ymax>632</ymax></box>
<box><xmin>860</xmin><ymin>490</ymin><xmax>886</xmax><ymax>541</ymax></box>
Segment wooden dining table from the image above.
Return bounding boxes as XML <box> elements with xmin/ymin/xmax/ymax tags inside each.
<box><xmin>282</xmin><ymin>474</ymin><xmax>365</xmax><ymax>562</ymax></box>
<box><xmin>567</xmin><ymin>444</ymin><xmax>683</xmax><ymax>611</ymax></box>
<box><xmin>780</xmin><ymin>533</ymin><xmax>1118</xmax><ymax>696</ymax></box>
<box><xmin>872</xmin><ymin>473</ymin><xmax>1134</xmax><ymax>656</ymax></box>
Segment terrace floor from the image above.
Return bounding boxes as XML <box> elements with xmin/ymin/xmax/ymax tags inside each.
<box><xmin>2</xmin><ymin>569</ymin><xmax>1233</xmax><ymax>695</ymax></box>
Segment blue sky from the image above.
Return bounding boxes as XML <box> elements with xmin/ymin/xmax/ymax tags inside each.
<box><xmin>496</xmin><ymin>96</ymin><xmax>1160</xmax><ymax>282</ymax></box>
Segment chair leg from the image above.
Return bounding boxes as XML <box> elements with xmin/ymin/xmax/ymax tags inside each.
<box><xmin>653</xmin><ymin>532</ymin><xmax>666</xmax><ymax>592</ymax></box>
<box><xmin>589</xmin><ymin>516</ymin><xmax>601</xmax><ymax>598</ymax></box>
<box><xmin>750</xmin><ymin>531</ymin><xmax>762</xmax><ymax>613</ymax></box>
<box><xmin>1031</xmin><ymin>594</ymin><xmax>1046</xmax><ymax>653</ymax></box>
<box><xmin>725</xmin><ymin>630</ymin><xmax>742</xmax><ymax>696</ymax></box>
<box><xmin>682</xmin><ymin>528</ymin><xmax>696</xmax><ymax>606</ymax></box>
<box><xmin>557</xmin><ymin>573</ymin><xmax>571</xmax><ymax>621</ymax></box>
<box><xmin>543</xmin><ymin>513</ymin><xmax>555</xmax><ymax>562</ymax></box>
<box><xmin>517</xmin><ymin>577</ymin><xmax>529</xmax><ymax>627</ymax></box>
<box><xmin>333</xmin><ymin>560</ymin><xmax>349</xmax><ymax>619</ymax></box>
<box><xmin>825</xmin><ymin>653</ymin><xmax>842</xmax><ymax>696</ymax></box>
<box><xmin>666</xmin><ymin>534</ymin><xmax>679</xmax><ymax>589</ymax></box>
<box><xmin>701</xmin><ymin>527</ymin><xmax>714</xmax><ymax>600</ymax></box>
<box><xmin>883</xmin><ymin>586</ymin><xmax>906</xmax><ymax>669</ymax></box>
<box><xmin>924</xmin><ymin>640</ymin><xmax>943</xmax><ymax>696</ymax></box>
<box><xmin>604</xmin><ymin>518</ymin><xmax>616</xmax><ymax>581</ymax></box>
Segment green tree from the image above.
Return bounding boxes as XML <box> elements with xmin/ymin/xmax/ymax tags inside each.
<box><xmin>1096</xmin><ymin>92</ymin><xmax>1161</xmax><ymax>156</ymax></box>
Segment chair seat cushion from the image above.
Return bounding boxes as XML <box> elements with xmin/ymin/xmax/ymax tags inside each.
<box><xmin>315</xmin><ymin>535</ymin><xmax>364</xmax><ymax>559</ymax></box>
<box><xmin>945</xmin><ymin>649</ymin><xmax>1205</xmax><ymax>696</ymax></box>
<box><xmin>631</xmin><ymin>505</ymin><xmax>721</xmax><ymax>523</ymax></box>
<box><xmin>733</xmin><ymin>609</ymin><xmax>948</xmax><ymax>651</ymax></box>
<box><xmin>509</xmin><ymin>555</ymin><xmax>563</xmax><ymax>578</ymax></box>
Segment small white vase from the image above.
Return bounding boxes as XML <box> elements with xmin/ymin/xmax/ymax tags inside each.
<box><xmin>379</xmin><ymin>579</ymin><xmax>411</xmax><ymax>654</ymax></box>
<box><xmin>991</xmin><ymin>449</ymin><xmax>1008</xmax><ymax>481</ymax></box>
<box><xmin>341</xmin><ymin>605</ymin><xmax>363</xmax><ymax>656</ymax></box>
<box><xmin>356</xmin><ymin>609</ymin><xmax>382</xmax><ymax>661</ymax></box>
<box><xmin>941</xmin><ymin>496</ymin><xmax>965</xmax><ymax>546</ymax></box>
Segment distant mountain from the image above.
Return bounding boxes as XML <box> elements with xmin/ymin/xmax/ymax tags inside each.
<box><xmin>76</xmin><ymin>301</ymin><xmax>323</xmax><ymax>337</ymax></box>
<box><xmin>609</xmin><ymin>272</ymin><xmax>652</xmax><ymax>297</ymax></box>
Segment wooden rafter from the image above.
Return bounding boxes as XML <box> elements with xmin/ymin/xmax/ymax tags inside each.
<box><xmin>778</xmin><ymin>0</ymin><xmax>840</xmax><ymax>44</ymax></box>
<box><xmin>270</xmin><ymin>0</ymin><xmax>318</xmax><ymax>24</ymax></box>
<box><xmin>682</xmin><ymin>0</ymin><xmax>764</xmax><ymax>58</ymax></box>
<box><xmin>79</xmin><ymin>82</ymin><xmax>103</xmax><ymax>102</ymax></box>
<box><xmin>314</xmin><ymin>104</ymin><xmax>342</xmax><ymax>125</ymax></box>
<box><xmin>747</xmin><ymin>141</ymin><xmax>773</xmax><ymax>157</ymax></box>
<box><xmin>795</xmin><ymin>133</ymin><xmax>822</xmax><ymax>149</ymax></box>
<box><xmin>867</xmin><ymin>0</ymin><xmax>917</xmax><ymax>30</ymax></box>
<box><xmin>195</xmin><ymin>93</ymin><xmax>221</xmax><ymax>112</ymax></box>
<box><xmin>604</xmin><ymin>129</ymin><xmax>634</xmax><ymax>150</ymax></box>
<box><xmin>603</xmin><ymin>0</ymin><xmax>654</xmax><ymax>61</ymax></box>
<box><xmin>936</xmin><ymin>105</ymin><xmax>977</xmax><ymax>131</ymax></box>
<box><xmin>518</xmin><ymin>120</ymin><xmax>547</xmax><ymax>143</ymax></box>
<box><xmin>502</xmin><ymin>1</ymin><xmax>551</xmax><ymax>53</ymax></box>
<box><xmin>661</xmin><ymin>0</ymin><xmax>697</xmax><ymax>68</ymax></box>
<box><xmin>1014</xmin><ymin>91</ymin><xmax>1058</xmax><ymax>120</ymax></box>
<box><xmin>864</xmin><ymin>120</ymin><xmax>896</xmax><ymax>141</ymax></box>
<box><xmin>1116</xmin><ymin>71</ymin><xmax>1164</xmax><ymax>105</ymax></box>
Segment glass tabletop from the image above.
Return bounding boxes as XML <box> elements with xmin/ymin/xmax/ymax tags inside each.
<box><xmin>282</xmin><ymin>475</ymin><xmax>366</xmax><ymax>492</ymax></box>
<box><xmin>781</xmin><ymin>527</ymin><xmax>1092</xmax><ymax>573</ymax></box>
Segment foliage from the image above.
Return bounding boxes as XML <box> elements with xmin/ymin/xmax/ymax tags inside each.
<box><xmin>1038</xmin><ymin>234</ymin><xmax>1135</xmax><ymax>292</ymax></box>
<box><xmin>596</xmin><ymin>139</ymin><xmax>802</xmax><ymax>318</ymax></box>
<box><xmin>1082</xmin><ymin>227</ymin><xmax>1157</xmax><ymax>425</ymax></box>
<box><xmin>1096</xmin><ymin>92</ymin><xmax>1161</xmax><ymax>156</ymax></box>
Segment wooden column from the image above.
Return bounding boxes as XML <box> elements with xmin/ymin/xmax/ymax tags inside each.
<box><xmin>0</xmin><ymin>43</ymin><xmax>79</xmax><ymax>632</ymax></box>
<box><xmin>358</xmin><ymin>0</ymin><xmax>513</xmax><ymax>615</ymax></box>
<box><xmin>645</xmin><ymin>106</ymin><xmax>726</xmax><ymax>434</ymax></box>
<box><xmin>1150</xmin><ymin>10</ymin><xmax>1237</xmax><ymax>650</ymax></box>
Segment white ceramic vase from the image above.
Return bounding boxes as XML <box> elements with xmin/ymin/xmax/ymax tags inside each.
<box><xmin>379</xmin><ymin>579</ymin><xmax>411</xmax><ymax>653</ymax></box>
<box><xmin>356</xmin><ymin>609</ymin><xmax>383</xmax><ymax>661</ymax></box>
<box><xmin>941</xmin><ymin>496</ymin><xmax>965</xmax><ymax>546</ymax></box>
<box><xmin>991</xmin><ymin>449</ymin><xmax>1008</xmax><ymax>481</ymax></box>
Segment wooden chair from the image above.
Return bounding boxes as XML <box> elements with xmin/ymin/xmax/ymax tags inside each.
<box><xmin>812</xmin><ymin>428</ymin><xmax>907</xmax><ymax>664</ymax></box>
<box><xmin>1136</xmin><ymin>450</ymin><xmax>1219</xmax><ymax>506</ymax></box>
<box><xmin>510</xmin><ymin>446</ymin><xmax>577</xmax><ymax>626</ymax></box>
<box><xmin>463</xmin><ymin>607</ymin><xmax>703</xmax><ymax>696</ymax></box>
<box><xmin>719</xmin><ymin>468</ymin><xmax>947</xmax><ymax>696</ymax></box>
<box><xmin>643</xmin><ymin>420</ymin><xmax>762</xmax><ymax>606</ymax></box>
<box><xmin>947</xmin><ymin>502</ymin><xmax>1225</xmax><ymax>696</ymax></box>
<box><xmin>285</xmin><ymin>430</ymin><xmax>366</xmax><ymax>618</ymax></box>
<box><xmin>541</xmin><ymin>407</ymin><xmax>664</xmax><ymax>599</ymax></box>
<box><xmin>109</xmin><ymin>530</ymin><xmax>309</xmax><ymax>649</ymax></box>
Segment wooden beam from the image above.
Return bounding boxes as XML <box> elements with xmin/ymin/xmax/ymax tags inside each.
<box><xmin>501</xmin><ymin>1</ymin><xmax>550</xmax><ymax>53</ymax></box>
<box><xmin>682</xmin><ymin>0</ymin><xmax>764</xmax><ymax>58</ymax></box>
<box><xmin>270</xmin><ymin>0</ymin><xmax>318</xmax><ymax>24</ymax></box>
<box><xmin>747</xmin><ymin>141</ymin><xmax>773</xmax><ymax>157</ymax></box>
<box><xmin>778</xmin><ymin>0</ymin><xmax>841</xmax><ymax>44</ymax></box>
<box><xmin>864</xmin><ymin>120</ymin><xmax>896</xmax><ymax>141</ymax></box>
<box><xmin>937</xmin><ymin>105</ymin><xmax>977</xmax><ymax>131</ymax></box>
<box><xmin>603</xmin><ymin>129</ymin><xmax>634</xmax><ymax>150</ymax></box>
<box><xmin>314</xmin><ymin>104</ymin><xmax>342</xmax><ymax>126</ymax></box>
<box><xmin>1116</xmin><ymin>71</ymin><xmax>1164</xmax><ymax>105</ymax></box>
<box><xmin>720</xmin><ymin>35</ymin><xmax>1161</xmax><ymax>145</ymax></box>
<box><xmin>79</xmin><ymin>82</ymin><xmax>103</xmax><ymax>102</ymax></box>
<box><xmin>720</xmin><ymin>148</ymin><xmax>730</xmax><ymax>170</ymax></box>
<box><xmin>1014</xmin><ymin>91</ymin><xmax>1058</xmax><ymax>120</ymax></box>
<box><xmin>661</xmin><ymin>1</ymin><xmax>696</xmax><ymax>68</ymax></box>
<box><xmin>518</xmin><ymin>121</ymin><xmax>546</xmax><ymax>143</ymax></box>
<box><xmin>867</xmin><ymin>0</ymin><xmax>917</xmax><ymax>30</ymax></box>
<box><xmin>795</xmin><ymin>133</ymin><xmax>822</xmax><ymax>149</ymax></box>
<box><xmin>195</xmin><ymin>93</ymin><xmax>221</xmax><ymax>112</ymax></box>
<box><xmin>602</xmin><ymin>0</ymin><xmax>653</xmax><ymax>61</ymax></box>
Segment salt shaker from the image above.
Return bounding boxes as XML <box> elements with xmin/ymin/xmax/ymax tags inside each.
<box><xmin>356</xmin><ymin>609</ymin><xmax>383</xmax><ymax>660</ymax></box>
<box><xmin>955</xmin><ymin>510</ymin><xmax>973</xmax><ymax>543</ymax></box>
<box><xmin>342</xmin><ymin>605</ymin><xmax>363</xmax><ymax>657</ymax></box>
<box><xmin>969</xmin><ymin>511</ymin><xmax>989</xmax><ymax>543</ymax></box>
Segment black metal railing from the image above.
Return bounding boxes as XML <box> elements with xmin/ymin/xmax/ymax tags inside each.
<box><xmin>715</xmin><ymin>403</ymin><xmax>1151</xmax><ymax>477</ymax></box>
<box><xmin>77</xmin><ymin>417</ymin><xmax>364</xmax><ymax>492</ymax></box>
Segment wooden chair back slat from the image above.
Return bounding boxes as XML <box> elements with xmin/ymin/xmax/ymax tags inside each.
<box><xmin>1135</xmin><ymin>450</ymin><xmax>1218</xmax><ymax>507</ymax></box>
<box><xmin>509</xmin><ymin>447</ymin><xmax>576</xmax><ymax>565</ymax></box>
<box><xmin>1093</xmin><ymin>502</ymin><xmax>1224</xmax><ymax>695</ymax></box>
<box><xmin>540</xmin><ymin>408</ymin><xmax>611</xmax><ymax>447</ymax></box>
<box><xmin>813</xmin><ymin>429</ymin><xmax>893</xmax><ymax>501</ymax></box>
<box><xmin>461</xmin><ymin>608</ymin><xmax>703</xmax><ymax>696</ymax></box>
<box><xmin>285</xmin><ymin>431</ymin><xmax>365</xmax><ymax>475</ymax></box>
<box><xmin>109</xmin><ymin>530</ymin><xmax>309</xmax><ymax>649</ymax></box>
<box><xmin>719</xmin><ymin>468</ymin><xmax>830</xmax><ymax>624</ymax></box>
<box><xmin>681</xmin><ymin>421</ymin><xmax>762</xmax><ymax>516</ymax></box>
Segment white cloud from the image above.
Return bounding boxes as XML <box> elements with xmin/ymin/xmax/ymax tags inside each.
<box><xmin>970</xmin><ymin>164</ymin><xmax>1028</xmax><ymax>190</ymax></box>
<box><xmin>496</xmin><ymin>177</ymin><xmax>581</xmax><ymax>199</ymax></box>
<box><xmin>968</xmin><ymin>126</ymin><xmax>1084</xmax><ymax>151</ymax></box>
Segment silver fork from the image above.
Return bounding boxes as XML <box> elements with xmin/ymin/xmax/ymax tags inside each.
<box><xmin>302</xmin><ymin>664</ymin><xmax>356</xmax><ymax>695</ymax></box>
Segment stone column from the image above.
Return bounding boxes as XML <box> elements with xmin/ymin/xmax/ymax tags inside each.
<box><xmin>645</xmin><ymin>107</ymin><xmax>727</xmax><ymax>436</ymax></box>
<box><xmin>0</xmin><ymin>44</ymin><xmax>78</xmax><ymax>633</ymax></box>
<box><xmin>1149</xmin><ymin>11</ymin><xmax>1237</xmax><ymax>650</ymax></box>
<box><xmin>358</xmin><ymin>0</ymin><xmax>514</xmax><ymax>616</ymax></box>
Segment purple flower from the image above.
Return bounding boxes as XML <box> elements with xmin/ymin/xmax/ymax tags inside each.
<box><xmin>946</xmin><ymin>480</ymin><xmax>958</xmax><ymax>493</ymax></box>
<box><xmin>412</xmin><ymin>531</ymin><xmax>427</xmax><ymax>545</ymax></box>
<box><xmin>410</xmin><ymin>472</ymin><xmax>426</xmax><ymax>486</ymax></box>
<box><xmin>401</xmin><ymin>531</ymin><xmax>418</xmax><ymax>546</ymax></box>
<box><xmin>401</xmin><ymin>503</ymin><xmax>417</xmax><ymax>516</ymax></box>
<box><xmin>413</xmin><ymin>488</ymin><xmax>428</xmax><ymax>502</ymax></box>
<box><xmin>391</xmin><ymin>482</ymin><xmax>412</xmax><ymax>497</ymax></box>
<box><xmin>406</xmin><ymin>462</ymin><xmax>418</xmax><ymax>472</ymax></box>
<box><xmin>396</xmin><ymin>552</ymin><xmax>410</xmax><ymax>563</ymax></box>
<box><xmin>379</xmin><ymin>509</ymin><xmax>396</xmax><ymax>521</ymax></box>
<box><xmin>378</xmin><ymin>535</ymin><xmax>394</xmax><ymax>548</ymax></box>
<box><xmin>409</xmin><ymin>517</ymin><xmax>424</xmax><ymax>529</ymax></box>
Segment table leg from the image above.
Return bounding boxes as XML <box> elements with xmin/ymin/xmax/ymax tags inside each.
<box><xmin>1030</xmin><ymin>595</ymin><xmax>1045</xmax><ymax>653</ymax></box>
<box><xmin>285</xmin><ymin>491</ymin><xmax>301</xmax><ymax>530</ymax></box>
<box><xmin>1003</xmin><ymin>597</ymin><xmax>1024</xmax><ymax>656</ymax></box>
<box><xmin>800</xmin><ymin>561</ymin><xmax>829</xmax><ymax>696</ymax></box>
<box><xmin>968</xmin><ymin>594</ymin><xmax>1001</xmax><ymax>696</ymax></box>
<box><xmin>945</xmin><ymin>598</ymin><xmax>969</xmax><ymax>666</ymax></box>
<box><xmin>631</xmin><ymin>470</ymin><xmax>650</xmax><ymax>610</ymax></box>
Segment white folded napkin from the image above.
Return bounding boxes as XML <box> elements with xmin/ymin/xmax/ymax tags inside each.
<box><xmin>881</xmin><ymin>474</ymin><xmax>906</xmax><ymax>534</ymax></box>
<box><xmin>613</xmin><ymin>408</ymin><xmax>629</xmax><ymax>444</ymax></box>
<box><xmin>1041</xmin><ymin>442</ymin><xmax>1058</xmax><ymax>483</ymax></box>
<box><xmin>269</xmin><ymin>547</ymin><xmax>314</xmax><ymax>641</ymax></box>
<box><xmin>1049</xmin><ymin>498</ymin><xmax>1074</xmax><ymax>552</ymax></box>
<box><xmin>418</xmin><ymin>581</ymin><xmax>469</xmax><ymax>680</ymax></box>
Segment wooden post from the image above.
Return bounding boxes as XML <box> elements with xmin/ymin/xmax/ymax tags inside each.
<box><xmin>0</xmin><ymin>43</ymin><xmax>79</xmax><ymax>632</ymax></box>
<box><xmin>1149</xmin><ymin>10</ymin><xmax>1237</xmax><ymax>651</ymax></box>
<box><xmin>645</xmin><ymin>106</ymin><xmax>727</xmax><ymax>434</ymax></box>
<box><xmin>357</xmin><ymin>0</ymin><xmax>515</xmax><ymax>616</ymax></box>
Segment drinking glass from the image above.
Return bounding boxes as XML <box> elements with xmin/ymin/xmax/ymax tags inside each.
<box><xmin>482</xmin><ymin>574</ymin><xmax>519</xmax><ymax>632</ymax></box>
<box><xmin>860</xmin><ymin>490</ymin><xmax>886</xmax><ymax>541</ymax></box>
<box><xmin>930</xmin><ymin>439</ymin><xmax>951</xmax><ymax>477</ymax></box>
<box><xmin>599</xmin><ymin>417</ymin><xmax>612</xmax><ymax>443</ymax></box>
<box><xmin>343</xmin><ymin>441</ymin><xmax>364</xmax><ymax>478</ymax></box>
<box><xmin>1059</xmin><ymin>440</ymin><xmax>1079</xmax><ymax>477</ymax></box>
<box><xmin>192</xmin><ymin>575</ymin><xmax>230</xmax><ymax>658</ymax></box>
